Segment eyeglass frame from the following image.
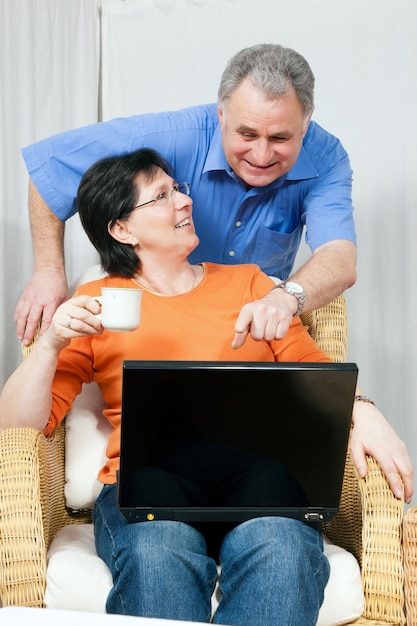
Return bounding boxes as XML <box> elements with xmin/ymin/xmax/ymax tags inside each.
<box><xmin>132</xmin><ymin>182</ymin><xmax>190</xmax><ymax>211</ymax></box>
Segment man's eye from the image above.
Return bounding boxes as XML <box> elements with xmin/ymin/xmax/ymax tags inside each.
<box><xmin>156</xmin><ymin>192</ymin><xmax>167</xmax><ymax>202</ymax></box>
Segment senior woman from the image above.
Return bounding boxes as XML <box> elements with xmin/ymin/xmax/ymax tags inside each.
<box><xmin>0</xmin><ymin>148</ymin><xmax>412</xmax><ymax>625</ymax></box>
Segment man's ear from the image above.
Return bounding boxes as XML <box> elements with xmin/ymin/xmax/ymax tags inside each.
<box><xmin>217</xmin><ymin>102</ymin><xmax>226</xmax><ymax>131</ymax></box>
<box><xmin>108</xmin><ymin>220</ymin><xmax>134</xmax><ymax>245</ymax></box>
<box><xmin>302</xmin><ymin>107</ymin><xmax>314</xmax><ymax>137</ymax></box>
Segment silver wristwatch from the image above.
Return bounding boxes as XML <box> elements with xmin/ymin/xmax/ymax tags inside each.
<box><xmin>275</xmin><ymin>281</ymin><xmax>306</xmax><ymax>316</ymax></box>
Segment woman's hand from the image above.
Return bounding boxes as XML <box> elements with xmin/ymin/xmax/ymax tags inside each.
<box><xmin>45</xmin><ymin>295</ymin><xmax>103</xmax><ymax>350</ymax></box>
<box><xmin>350</xmin><ymin>400</ymin><xmax>414</xmax><ymax>503</ymax></box>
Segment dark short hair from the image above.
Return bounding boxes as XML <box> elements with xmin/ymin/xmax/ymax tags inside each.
<box><xmin>77</xmin><ymin>148</ymin><xmax>172</xmax><ymax>277</ymax></box>
<box><xmin>218</xmin><ymin>43</ymin><xmax>315</xmax><ymax>118</ymax></box>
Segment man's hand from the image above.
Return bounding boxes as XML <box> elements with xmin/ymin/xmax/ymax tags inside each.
<box><xmin>232</xmin><ymin>286</ymin><xmax>298</xmax><ymax>349</ymax></box>
<box><xmin>350</xmin><ymin>400</ymin><xmax>414</xmax><ymax>503</ymax></box>
<box><xmin>14</xmin><ymin>269</ymin><xmax>69</xmax><ymax>346</ymax></box>
<box><xmin>15</xmin><ymin>179</ymin><xmax>69</xmax><ymax>345</ymax></box>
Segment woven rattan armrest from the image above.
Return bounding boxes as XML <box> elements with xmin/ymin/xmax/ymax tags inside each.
<box><xmin>302</xmin><ymin>295</ymin><xmax>406</xmax><ymax>625</ymax></box>
<box><xmin>324</xmin><ymin>452</ymin><xmax>405</xmax><ymax>625</ymax></box>
<box><xmin>300</xmin><ymin>294</ymin><xmax>349</xmax><ymax>363</ymax></box>
<box><xmin>404</xmin><ymin>506</ymin><xmax>417</xmax><ymax>624</ymax></box>
<box><xmin>0</xmin><ymin>424</ymin><xmax>70</xmax><ymax>607</ymax></box>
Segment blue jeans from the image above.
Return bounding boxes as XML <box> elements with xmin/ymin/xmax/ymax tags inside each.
<box><xmin>94</xmin><ymin>484</ymin><xmax>330</xmax><ymax>625</ymax></box>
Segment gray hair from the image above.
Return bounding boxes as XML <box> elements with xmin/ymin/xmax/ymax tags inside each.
<box><xmin>218</xmin><ymin>43</ymin><xmax>315</xmax><ymax>118</ymax></box>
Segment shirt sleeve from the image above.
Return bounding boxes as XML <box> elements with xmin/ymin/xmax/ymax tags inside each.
<box><xmin>21</xmin><ymin>104</ymin><xmax>217</xmax><ymax>222</ymax></box>
<box><xmin>45</xmin><ymin>335</ymin><xmax>94</xmax><ymax>435</ymax></box>
<box><xmin>300</xmin><ymin>124</ymin><xmax>356</xmax><ymax>250</ymax></box>
<box><xmin>22</xmin><ymin>116</ymin><xmax>151</xmax><ymax>220</ymax></box>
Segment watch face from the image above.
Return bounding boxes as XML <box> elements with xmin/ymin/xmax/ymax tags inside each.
<box><xmin>285</xmin><ymin>281</ymin><xmax>303</xmax><ymax>294</ymax></box>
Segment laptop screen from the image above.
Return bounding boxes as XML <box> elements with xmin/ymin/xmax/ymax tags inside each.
<box><xmin>118</xmin><ymin>361</ymin><xmax>358</xmax><ymax>524</ymax></box>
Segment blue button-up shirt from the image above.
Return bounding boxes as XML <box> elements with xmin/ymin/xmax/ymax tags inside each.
<box><xmin>22</xmin><ymin>103</ymin><xmax>355</xmax><ymax>279</ymax></box>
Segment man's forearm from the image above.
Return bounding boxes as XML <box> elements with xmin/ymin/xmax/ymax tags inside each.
<box><xmin>29</xmin><ymin>178</ymin><xmax>66</xmax><ymax>272</ymax></box>
<box><xmin>289</xmin><ymin>240</ymin><xmax>357</xmax><ymax>312</ymax></box>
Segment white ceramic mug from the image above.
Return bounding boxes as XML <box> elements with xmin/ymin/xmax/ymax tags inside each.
<box><xmin>95</xmin><ymin>287</ymin><xmax>142</xmax><ymax>331</ymax></box>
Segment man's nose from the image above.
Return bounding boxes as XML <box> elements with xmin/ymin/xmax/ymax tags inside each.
<box><xmin>251</xmin><ymin>139</ymin><xmax>273</xmax><ymax>166</ymax></box>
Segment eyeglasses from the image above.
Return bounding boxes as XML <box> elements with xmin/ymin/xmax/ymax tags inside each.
<box><xmin>132</xmin><ymin>182</ymin><xmax>190</xmax><ymax>211</ymax></box>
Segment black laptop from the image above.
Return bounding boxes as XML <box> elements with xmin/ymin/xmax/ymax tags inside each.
<box><xmin>118</xmin><ymin>361</ymin><xmax>358</xmax><ymax>525</ymax></box>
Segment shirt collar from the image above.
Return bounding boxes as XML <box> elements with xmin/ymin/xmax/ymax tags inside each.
<box><xmin>286</xmin><ymin>144</ymin><xmax>318</xmax><ymax>181</ymax></box>
<box><xmin>202</xmin><ymin>124</ymin><xmax>228</xmax><ymax>174</ymax></box>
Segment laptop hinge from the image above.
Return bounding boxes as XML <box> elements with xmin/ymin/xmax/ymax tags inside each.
<box><xmin>304</xmin><ymin>512</ymin><xmax>325</xmax><ymax>521</ymax></box>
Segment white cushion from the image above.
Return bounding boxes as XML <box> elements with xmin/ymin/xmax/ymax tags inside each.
<box><xmin>69</xmin><ymin>263</ymin><xmax>107</xmax><ymax>295</ymax></box>
<box><xmin>45</xmin><ymin>525</ymin><xmax>364</xmax><ymax>625</ymax></box>
<box><xmin>66</xmin><ymin>263</ymin><xmax>110</xmax><ymax>512</ymax></box>
<box><xmin>65</xmin><ymin>382</ymin><xmax>111</xmax><ymax>511</ymax></box>
<box><xmin>45</xmin><ymin>524</ymin><xmax>112</xmax><ymax>612</ymax></box>
<box><xmin>319</xmin><ymin>537</ymin><xmax>364</xmax><ymax>625</ymax></box>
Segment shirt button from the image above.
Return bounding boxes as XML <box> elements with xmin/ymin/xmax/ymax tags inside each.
<box><xmin>229</xmin><ymin>250</ymin><xmax>235</xmax><ymax>257</ymax></box>
<box><xmin>235</xmin><ymin>221</ymin><xmax>242</xmax><ymax>227</ymax></box>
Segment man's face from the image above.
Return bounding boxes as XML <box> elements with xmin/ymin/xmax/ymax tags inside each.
<box><xmin>218</xmin><ymin>78</ymin><xmax>312</xmax><ymax>188</ymax></box>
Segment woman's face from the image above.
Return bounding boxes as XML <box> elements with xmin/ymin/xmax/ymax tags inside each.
<box><xmin>121</xmin><ymin>168</ymin><xmax>199</xmax><ymax>259</ymax></box>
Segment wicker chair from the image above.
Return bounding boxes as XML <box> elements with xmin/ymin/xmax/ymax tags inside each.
<box><xmin>404</xmin><ymin>507</ymin><xmax>417</xmax><ymax>624</ymax></box>
<box><xmin>0</xmin><ymin>294</ymin><xmax>411</xmax><ymax>624</ymax></box>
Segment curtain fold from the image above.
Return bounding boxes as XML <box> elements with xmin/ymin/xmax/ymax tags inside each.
<box><xmin>0</xmin><ymin>0</ymin><xmax>101</xmax><ymax>384</ymax></box>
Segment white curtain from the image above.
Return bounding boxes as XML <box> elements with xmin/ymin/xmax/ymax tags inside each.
<box><xmin>0</xmin><ymin>0</ymin><xmax>101</xmax><ymax>384</ymax></box>
<box><xmin>2</xmin><ymin>0</ymin><xmax>417</xmax><ymax>489</ymax></box>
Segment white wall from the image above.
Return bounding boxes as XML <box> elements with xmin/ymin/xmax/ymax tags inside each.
<box><xmin>1</xmin><ymin>0</ymin><xmax>417</xmax><ymax>493</ymax></box>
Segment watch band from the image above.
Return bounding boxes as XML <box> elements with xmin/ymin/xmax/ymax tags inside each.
<box><xmin>354</xmin><ymin>395</ymin><xmax>376</xmax><ymax>406</ymax></box>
